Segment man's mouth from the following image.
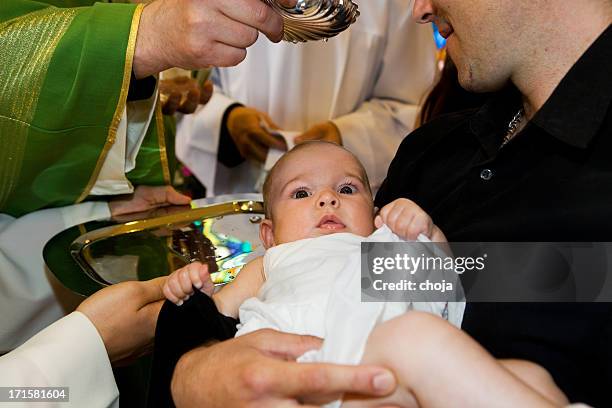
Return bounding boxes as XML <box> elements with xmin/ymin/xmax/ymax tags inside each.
<box><xmin>317</xmin><ymin>215</ymin><xmax>346</xmax><ymax>230</ymax></box>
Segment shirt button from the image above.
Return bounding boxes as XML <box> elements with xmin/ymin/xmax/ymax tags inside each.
<box><xmin>480</xmin><ymin>168</ymin><xmax>494</xmax><ymax>181</ymax></box>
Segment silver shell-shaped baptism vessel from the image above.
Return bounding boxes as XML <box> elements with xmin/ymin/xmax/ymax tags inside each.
<box><xmin>264</xmin><ymin>0</ymin><xmax>360</xmax><ymax>43</ymax></box>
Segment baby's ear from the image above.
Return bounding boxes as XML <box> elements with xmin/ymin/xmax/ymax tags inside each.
<box><xmin>259</xmin><ymin>219</ymin><xmax>276</xmax><ymax>249</ymax></box>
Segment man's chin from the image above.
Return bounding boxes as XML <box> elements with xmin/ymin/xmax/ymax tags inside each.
<box><xmin>457</xmin><ymin>65</ymin><xmax>510</xmax><ymax>94</ymax></box>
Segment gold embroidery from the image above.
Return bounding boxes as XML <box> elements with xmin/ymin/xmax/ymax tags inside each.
<box><xmin>0</xmin><ymin>7</ymin><xmax>77</xmax><ymax>209</ymax></box>
<box><xmin>77</xmin><ymin>3</ymin><xmax>145</xmax><ymax>203</ymax></box>
<box><xmin>155</xmin><ymin>100</ymin><xmax>171</xmax><ymax>184</ymax></box>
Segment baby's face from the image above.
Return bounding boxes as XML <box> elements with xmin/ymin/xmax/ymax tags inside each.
<box><xmin>265</xmin><ymin>144</ymin><xmax>374</xmax><ymax>246</ymax></box>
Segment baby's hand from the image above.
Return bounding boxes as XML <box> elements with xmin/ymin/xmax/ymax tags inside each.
<box><xmin>375</xmin><ymin>198</ymin><xmax>447</xmax><ymax>242</ymax></box>
<box><xmin>163</xmin><ymin>262</ymin><xmax>215</xmax><ymax>306</ymax></box>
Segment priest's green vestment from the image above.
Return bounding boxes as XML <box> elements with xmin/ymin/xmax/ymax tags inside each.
<box><xmin>0</xmin><ymin>0</ymin><xmax>172</xmax><ymax>217</ymax></box>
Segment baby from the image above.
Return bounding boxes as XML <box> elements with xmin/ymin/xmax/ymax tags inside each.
<box><xmin>164</xmin><ymin>141</ymin><xmax>570</xmax><ymax>407</ymax></box>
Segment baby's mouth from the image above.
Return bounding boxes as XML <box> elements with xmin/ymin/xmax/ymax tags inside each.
<box><xmin>317</xmin><ymin>215</ymin><xmax>346</xmax><ymax>230</ymax></box>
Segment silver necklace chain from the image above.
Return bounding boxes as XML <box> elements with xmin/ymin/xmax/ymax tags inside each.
<box><xmin>501</xmin><ymin>108</ymin><xmax>525</xmax><ymax>148</ymax></box>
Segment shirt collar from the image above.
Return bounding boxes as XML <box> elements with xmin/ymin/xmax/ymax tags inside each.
<box><xmin>469</xmin><ymin>86</ymin><xmax>522</xmax><ymax>158</ymax></box>
<box><xmin>532</xmin><ymin>24</ymin><xmax>612</xmax><ymax>149</ymax></box>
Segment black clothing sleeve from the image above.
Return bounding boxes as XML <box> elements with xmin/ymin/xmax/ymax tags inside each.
<box><xmin>127</xmin><ymin>70</ymin><xmax>157</xmax><ymax>101</ymax></box>
<box><xmin>217</xmin><ymin>103</ymin><xmax>246</xmax><ymax>168</ymax></box>
<box><xmin>147</xmin><ymin>291</ymin><xmax>238</xmax><ymax>408</ymax></box>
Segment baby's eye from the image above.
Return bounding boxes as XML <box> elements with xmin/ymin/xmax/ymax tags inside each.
<box><xmin>339</xmin><ymin>185</ymin><xmax>357</xmax><ymax>195</ymax></box>
<box><xmin>292</xmin><ymin>189</ymin><xmax>311</xmax><ymax>199</ymax></box>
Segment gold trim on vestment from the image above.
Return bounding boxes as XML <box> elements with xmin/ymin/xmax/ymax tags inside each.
<box><xmin>77</xmin><ymin>3</ymin><xmax>145</xmax><ymax>203</ymax></box>
<box><xmin>0</xmin><ymin>7</ymin><xmax>77</xmax><ymax>209</ymax></box>
<box><xmin>155</xmin><ymin>101</ymin><xmax>171</xmax><ymax>184</ymax></box>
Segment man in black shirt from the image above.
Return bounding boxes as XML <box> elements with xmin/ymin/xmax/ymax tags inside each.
<box><xmin>376</xmin><ymin>1</ymin><xmax>612</xmax><ymax>405</ymax></box>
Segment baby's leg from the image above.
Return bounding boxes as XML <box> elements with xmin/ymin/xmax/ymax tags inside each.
<box><xmin>342</xmin><ymin>312</ymin><xmax>565</xmax><ymax>408</ymax></box>
<box><xmin>501</xmin><ymin>359</ymin><xmax>568</xmax><ymax>405</ymax></box>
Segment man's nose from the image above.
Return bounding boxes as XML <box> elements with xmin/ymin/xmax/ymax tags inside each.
<box><xmin>412</xmin><ymin>0</ymin><xmax>435</xmax><ymax>24</ymax></box>
<box><xmin>318</xmin><ymin>190</ymin><xmax>340</xmax><ymax>208</ymax></box>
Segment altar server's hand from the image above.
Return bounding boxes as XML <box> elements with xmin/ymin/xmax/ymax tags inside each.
<box><xmin>227</xmin><ymin>106</ymin><xmax>287</xmax><ymax>163</ymax></box>
<box><xmin>77</xmin><ymin>277</ymin><xmax>168</xmax><ymax>365</ymax></box>
<box><xmin>294</xmin><ymin>121</ymin><xmax>342</xmax><ymax>145</ymax></box>
<box><xmin>108</xmin><ymin>185</ymin><xmax>191</xmax><ymax>218</ymax></box>
<box><xmin>375</xmin><ymin>198</ymin><xmax>447</xmax><ymax>242</ymax></box>
<box><xmin>134</xmin><ymin>0</ymin><xmax>297</xmax><ymax>78</ymax></box>
<box><xmin>160</xmin><ymin>77</ymin><xmax>214</xmax><ymax>115</ymax></box>
<box><xmin>171</xmin><ymin>329</ymin><xmax>398</xmax><ymax>407</ymax></box>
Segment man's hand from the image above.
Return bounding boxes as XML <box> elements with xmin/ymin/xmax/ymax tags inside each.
<box><xmin>171</xmin><ymin>329</ymin><xmax>398</xmax><ymax>407</ymax></box>
<box><xmin>134</xmin><ymin>0</ymin><xmax>297</xmax><ymax>78</ymax></box>
<box><xmin>77</xmin><ymin>277</ymin><xmax>168</xmax><ymax>365</ymax></box>
<box><xmin>227</xmin><ymin>106</ymin><xmax>287</xmax><ymax>163</ymax></box>
<box><xmin>294</xmin><ymin>121</ymin><xmax>342</xmax><ymax>145</ymax></box>
<box><xmin>108</xmin><ymin>185</ymin><xmax>191</xmax><ymax>218</ymax></box>
<box><xmin>160</xmin><ymin>77</ymin><xmax>214</xmax><ymax>115</ymax></box>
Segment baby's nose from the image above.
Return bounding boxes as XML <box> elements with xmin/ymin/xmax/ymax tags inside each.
<box><xmin>318</xmin><ymin>192</ymin><xmax>339</xmax><ymax>208</ymax></box>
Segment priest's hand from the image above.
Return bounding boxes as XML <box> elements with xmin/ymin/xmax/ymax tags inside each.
<box><xmin>227</xmin><ymin>106</ymin><xmax>287</xmax><ymax>163</ymax></box>
<box><xmin>294</xmin><ymin>121</ymin><xmax>342</xmax><ymax>145</ymax></box>
<box><xmin>134</xmin><ymin>0</ymin><xmax>297</xmax><ymax>78</ymax></box>
<box><xmin>77</xmin><ymin>277</ymin><xmax>168</xmax><ymax>365</ymax></box>
<box><xmin>171</xmin><ymin>329</ymin><xmax>398</xmax><ymax>407</ymax></box>
<box><xmin>160</xmin><ymin>77</ymin><xmax>214</xmax><ymax>115</ymax></box>
<box><xmin>108</xmin><ymin>185</ymin><xmax>191</xmax><ymax>218</ymax></box>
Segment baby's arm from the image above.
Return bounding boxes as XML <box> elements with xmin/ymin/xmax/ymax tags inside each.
<box><xmin>213</xmin><ymin>256</ymin><xmax>265</xmax><ymax>319</ymax></box>
<box><xmin>163</xmin><ymin>257</ymin><xmax>265</xmax><ymax>319</ymax></box>
<box><xmin>375</xmin><ymin>198</ymin><xmax>447</xmax><ymax>242</ymax></box>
